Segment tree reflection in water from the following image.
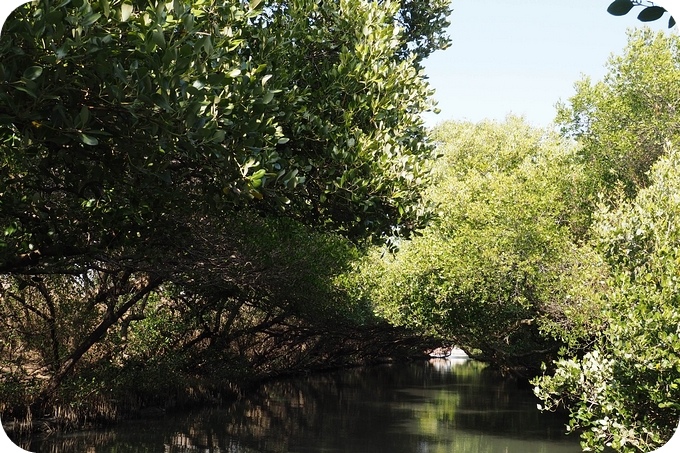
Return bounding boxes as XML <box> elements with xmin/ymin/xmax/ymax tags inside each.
<box><xmin>21</xmin><ymin>359</ymin><xmax>581</xmax><ymax>453</ymax></box>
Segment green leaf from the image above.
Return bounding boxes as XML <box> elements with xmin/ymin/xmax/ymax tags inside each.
<box><xmin>14</xmin><ymin>85</ymin><xmax>37</xmax><ymax>98</ymax></box>
<box><xmin>23</xmin><ymin>66</ymin><xmax>43</xmax><ymax>81</ymax></box>
<box><xmin>82</xmin><ymin>12</ymin><xmax>102</xmax><ymax>26</ymax></box>
<box><xmin>156</xmin><ymin>0</ymin><xmax>166</xmax><ymax>17</ymax></box>
<box><xmin>261</xmin><ymin>91</ymin><xmax>275</xmax><ymax>104</ymax></box>
<box><xmin>76</xmin><ymin>106</ymin><xmax>90</xmax><ymax>128</ymax></box>
<box><xmin>79</xmin><ymin>133</ymin><xmax>99</xmax><ymax>146</ymax></box>
<box><xmin>152</xmin><ymin>93</ymin><xmax>172</xmax><ymax>111</ymax></box>
<box><xmin>228</xmin><ymin>68</ymin><xmax>242</xmax><ymax>78</ymax></box>
<box><xmin>121</xmin><ymin>3</ymin><xmax>133</xmax><ymax>22</ymax></box>
<box><xmin>213</xmin><ymin>129</ymin><xmax>226</xmax><ymax>143</ymax></box>
<box><xmin>100</xmin><ymin>0</ymin><xmax>111</xmax><ymax>17</ymax></box>
<box><xmin>607</xmin><ymin>0</ymin><xmax>634</xmax><ymax>16</ymax></box>
<box><xmin>638</xmin><ymin>6</ymin><xmax>665</xmax><ymax>22</ymax></box>
<box><xmin>173</xmin><ymin>0</ymin><xmax>183</xmax><ymax>15</ymax></box>
<box><xmin>195</xmin><ymin>36</ymin><xmax>213</xmax><ymax>55</ymax></box>
<box><xmin>4</xmin><ymin>224</ymin><xmax>17</xmax><ymax>236</ymax></box>
<box><xmin>151</xmin><ymin>29</ymin><xmax>166</xmax><ymax>49</ymax></box>
<box><xmin>250</xmin><ymin>169</ymin><xmax>266</xmax><ymax>180</ymax></box>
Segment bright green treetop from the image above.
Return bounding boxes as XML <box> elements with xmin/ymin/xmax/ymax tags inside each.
<box><xmin>343</xmin><ymin>118</ymin><xmax>607</xmax><ymax>374</ymax></box>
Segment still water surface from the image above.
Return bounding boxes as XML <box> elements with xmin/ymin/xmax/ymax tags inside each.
<box><xmin>22</xmin><ymin>358</ymin><xmax>582</xmax><ymax>453</ymax></box>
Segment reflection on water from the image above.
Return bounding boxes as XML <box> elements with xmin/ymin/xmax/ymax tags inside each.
<box><xmin>18</xmin><ymin>359</ymin><xmax>582</xmax><ymax>453</ymax></box>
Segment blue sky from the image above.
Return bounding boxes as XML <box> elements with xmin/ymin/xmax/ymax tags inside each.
<box><xmin>422</xmin><ymin>0</ymin><xmax>674</xmax><ymax>128</ymax></box>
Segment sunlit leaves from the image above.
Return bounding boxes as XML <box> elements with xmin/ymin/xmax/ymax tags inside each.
<box><xmin>555</xmin><ymin>29</ymin><xmax>680</xmax><ymax>201</ymax></box>
<box><xmin>120</xmin><ymin>3</ymin><xmax>132</xmax><ymax>22</ymax></box>
<box><xmin>247</xmin><ymin>0</ymin><xmax>440</xmax><ymax>238</ymax></box>
<box><xmin>0</xmin><ymin>0</ymin><xmax>449</xmax><ymax>281</ymax></box>
<box><xmin>79</xmin><ymin>133</ymin><xmax>99</xmax><ymax>146</ymax></box>
<box><xmin>99</xmin><ymin>0</ymin><xmax>111</xmax><ymax>17</ymax></box>
<box><xmin>260</xmin><ymin>91</ymin><xmax>275</xmax><ymax>104</ymax></box>
<box><xmin>536</xmin><ymin>30</ymin><xmax>680</xmax><ymax>452</ymax></box>
<box><xmin>344</xmin><ymin>118</ymin><xmax>605</xmax><ymax>370</ymax></box>
<box><xmin>535</xmin><ymin>149</ymin><xmax>680</xmax><ymax>452</ymax></box>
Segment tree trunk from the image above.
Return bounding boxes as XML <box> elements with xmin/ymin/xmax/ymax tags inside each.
<box><xmin>35</xmin><ymin>276</ymin><xmax>163</xmax><ymax>406</ymax></box>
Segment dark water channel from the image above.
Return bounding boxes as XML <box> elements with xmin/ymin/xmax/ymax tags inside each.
<box><xmin>20</xmin><ymin>358</ymin><xmax>582</xmax><ymax>453</ymax></box>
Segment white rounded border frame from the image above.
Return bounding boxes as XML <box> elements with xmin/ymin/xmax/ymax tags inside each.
<box><xmin>0</xmin><ymin>0</ymin><xmax>679</xmax><ymax>452</ymax></box>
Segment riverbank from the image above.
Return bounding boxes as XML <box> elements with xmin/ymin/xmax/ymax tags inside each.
<box><xmin>2</xmin><ymin>323</ymin><xmax>442</xmax><ymax>439</ymax></box>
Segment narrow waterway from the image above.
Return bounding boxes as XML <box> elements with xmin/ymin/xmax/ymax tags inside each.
<box><xmin>18</xmin><ymin>358</ymin><xmax>582</xmax><ymax>453</ymax></box>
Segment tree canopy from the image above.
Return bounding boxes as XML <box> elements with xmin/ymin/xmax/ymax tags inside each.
<box><xmin>534</xmin><ymin>29</ymin><xmax>680</xmax><ymax>452</ymax></box>
<box><xmin>555</xmin><ymin>28</ymin><xmax>680</xmax><ymax>201</ymax></box>
<box><xmin>342</xmin><ymin>28</ymin><xmax>680</xmax><ymax>451</ymax></box>
<box><xmin>342</xmin><ymin>117</ymin><xmax>607</xmax><ymax>374</ymax></box>
<box><xmin>5</xmin><ymin>2</ymin><xmax>680</xmax><ymax>451</ymax></box>
<box><xmin>1</xmin><ymin>0</ymin><xmax>449</xmax><ymax>275</ymax></box>
<box><xmin>0</xmin><ymin>0</ymin><xmax>451</xmax><ymax>416</ymax></box>
<box><xmin>535</xmin><ymin>147</ymin><xmax>680</xmax><ymax>452</ymax></box>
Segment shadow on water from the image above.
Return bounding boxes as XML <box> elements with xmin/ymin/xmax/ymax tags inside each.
<box><xmin>17</xmin><ymin>359</ymin><xmax>583</xmax><ymax>453</ymax></box>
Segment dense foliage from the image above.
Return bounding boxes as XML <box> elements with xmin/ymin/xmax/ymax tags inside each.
<box><xmin>556</xmin><ymin>29</ymin><xmax>680</xmax><ymax>201</ymax></box>
<box><xmin>533</xmin><ymin>29</ymin><xmax>680</xmax><ymax>452</ymax></box>
<box><xmin>342</xmin><ymin>117</ymin><xmax>607</xmax><ymax>375</ymax></box>
<box><xmin>0</xmin><ymin>0</ymin><xmax>450</xmax><ymax>425</ymax></box>
<box><xmin>1</xmin><ymin>0</ymin><xmax>445</xmax><ymax>257</ymax></box>
<box><xmin>535</xmin><ymin>148</ymin><xmax>680</xmax><ymax>452</ymax></box>
<box><xmin>343</xmin><ymin>27</ymin><xmax>680</xmax><ymax>452</ymax></box>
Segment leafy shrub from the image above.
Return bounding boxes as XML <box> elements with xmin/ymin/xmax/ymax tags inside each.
<box><xmin>534</xmin><ymin>147</ymin><xmax>680</xmax><ymax>452</ymax></box>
